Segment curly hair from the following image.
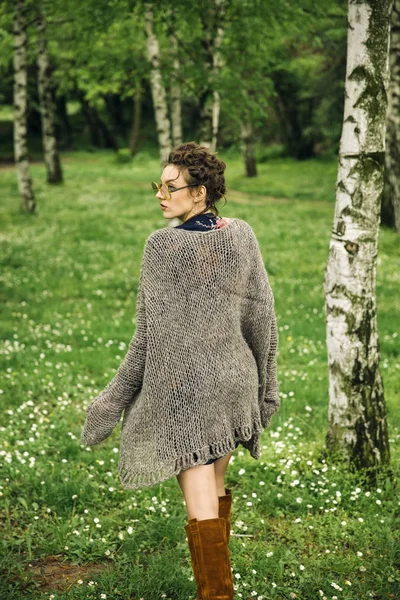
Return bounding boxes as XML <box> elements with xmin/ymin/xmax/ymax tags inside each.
<box><xmin>163</xmin><ymin>141</ymin><xmax>227</xmax><ymax>216</ymax></box>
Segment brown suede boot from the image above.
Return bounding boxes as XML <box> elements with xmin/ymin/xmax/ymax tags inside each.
<box><xmin>185</xmin><ymin>522</ymin><xmax>202</xmax><ymax>600</ymax></box>
<box><xmin>185</xmin><ymin>516</ymin><xmax>234</xmax><ymax>600</ymax></box>
<box><xmin>185</xmin><ymin>490</ymin><xmax>233</xmax><ymax>599</ymax></box>
<box><xmin>218</xmin><ymin>488</ymin><xmax>232</xmax><ymax>544</ymax></box>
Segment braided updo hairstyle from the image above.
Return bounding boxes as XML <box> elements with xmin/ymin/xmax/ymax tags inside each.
<box><xmin>163</xmin><ymin>141</ymin><xmax>227</xmax><ymax>216</ymax></box>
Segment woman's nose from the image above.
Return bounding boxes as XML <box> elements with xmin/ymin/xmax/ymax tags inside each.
<box><xmin>156</xmin><ymin>190</ymin><xmax>164</xmax><ymax>201</ymax></box>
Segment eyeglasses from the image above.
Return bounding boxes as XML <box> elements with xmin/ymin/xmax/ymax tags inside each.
<box><xmin>151</xmin><ymin>181</ymin><xmax>199</xmax><ymax>201</ymax></box>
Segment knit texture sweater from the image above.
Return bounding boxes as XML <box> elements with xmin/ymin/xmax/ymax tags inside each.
<box><xmin>80</xmin><ymin>217</ymin><xmax>280</xmax><ymax>490</ymax></box>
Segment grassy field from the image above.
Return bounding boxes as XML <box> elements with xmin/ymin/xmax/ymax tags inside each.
<box><xmin>1</xmin><ymin>149</ymin><xmax>399</xmax><ymax>600</ymax></box>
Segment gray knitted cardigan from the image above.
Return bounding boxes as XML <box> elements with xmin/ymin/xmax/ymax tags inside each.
<box><xmin>80</xmin><ymin>217</ymin><xmax>280</xmax><ymax>490</ymax></box>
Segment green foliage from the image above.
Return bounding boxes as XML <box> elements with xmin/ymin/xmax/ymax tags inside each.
<box><xmin>0</xmin><ymin>3</ymin><xmax>13</xmax><ymax>77</ymax></box>
<box><xmin>0</xmin><ymin>0</ymin><xmax>350</xmax><ymax>157</ymax></box>
<box><xmin>0</xmin><ymin>150</ymin><xmax>399</xmax><ymax>599</ymax></box>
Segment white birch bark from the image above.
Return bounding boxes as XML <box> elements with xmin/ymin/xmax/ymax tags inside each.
<box><xmin>383</xmin><ymin>0</ymin><xmax>400</xmax><ymax>232</ymax></box>
<box><xmin>13</xmin><ymin>0</ymin><xmax>35</xmax><ymax>213</ymax></box>
<box><xmin>210</xmin><ymin>14</ymin><xmax>225</xmax><ymax>152</ymax></box>
<box><xmin>210</xmin><ymin>90</ymin><xmax>220</xmax><ymax>152</ymax></box>
<box><xmin>36</xmin><ymin>1</ymin><xmax>63</xmax><ymax>184</ymax></box>
<box><xmin>169</xmin><ymin>32</ymin><xmax>182</xmax><ymax>147</ymax></box>
<box><xmin>199</xmin><ymin>0</ymin><xmax>226</xmax><ymax>150</ymax></box>
<box><xmin>323</xmin><ymin>0</ymin><xmax>393</xmax><ymax>472</ymax></box>
<box><xmin>144</xmin><ymin>3</ymin><xmax>171</xmax><ymax>164</ymax></box>
<box><xmin>198</xmin><ymin>89</ymin><xmax>213</xmax><ymax>149</ymax></box>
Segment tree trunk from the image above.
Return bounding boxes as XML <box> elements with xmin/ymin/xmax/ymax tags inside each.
<box><xmin>240</xmin><ymin>119</ymin><xmax>257</xmax><ymax>177</ymax></box>
<box><xmin>322</xmin><ymin>0</ymin><xmax>393</xmax><ymax>481</ymax></box>
<box><xmin>382</xmin><ymin>0</ymin><xmax>400</xmax><ymax>232</ymax></box>
<box><xmin>13</xmin><ymin>0</ymin><xmax>35</xmax><ymax>213</ymax></box>
<box><xmin>198</xmin><ymin>88</ymin><xmax>214</xmax><ymax>150</ymax></box>
<box><xmin>129</xmin><ymin>83</ymin><xmax>142</xmax><ymax>156</ymax></box>
<box><xmin>169</xmin><ymin>31</ymin><xmax>182</xmax><ymax>148</ymax></box>
<box><xmin>144</xmin><ymin>3</ymin><xmax>171</xmax><ymax>164</ymax></box>
<box><xmin>211</xmin><ymin>90</ymin><xmax>221</xmax><ymax>153</ymax></box>
<box><xmin>36</xmin><ymin>1</ymin><xmax>63</xmax><ymax>184</ymax></box>
<box><xmin>78</xmin><ymin>90</ymin><xmax>118</xmax><ymax>150</ymax></box>
<box><xmin>198</xmin><ymin>0</ymin><xmax>226</xmax><ymax>150</ymax></box>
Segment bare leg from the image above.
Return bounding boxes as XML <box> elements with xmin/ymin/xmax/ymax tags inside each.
<box><xmin>176</xmin><ymin>449</ymin><xmax>236</xmax><ymax>521</ymax></box>
<box><xmin>176</xmin><ymin>463</ymin><xmax>219</xmax><ymax>521</ymax></box>
<box><xmin>213</xmin><ymin>450</ymin><xmax>234</xmax><ymax>497</ymax></box>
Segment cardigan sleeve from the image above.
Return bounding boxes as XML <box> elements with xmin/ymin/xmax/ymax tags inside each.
<box><xmin>240</xmin><ymin>230</ymin><xmax>280</xmax><ymax>429</ymax></box>
<box><xmin>80</xmin><ymin>239</ymin><xmax>151</xmax><ymax>447</ymax></box>
<box><xmin>259</xmin><ymin>308</ymin><xmax>280</xmax><ymax>428</ymax></box>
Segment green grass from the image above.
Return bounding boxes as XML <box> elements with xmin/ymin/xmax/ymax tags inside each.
<box><xmin>0</xmin><ymin>149</ymin><xmax>399</xmax><ymax>600</ymax></box>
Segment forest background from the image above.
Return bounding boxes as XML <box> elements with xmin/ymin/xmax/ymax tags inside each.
<box><xmin>0</xmin><ymin>0</ymin><xmax>399</xmax><ymax>599</ymax></box>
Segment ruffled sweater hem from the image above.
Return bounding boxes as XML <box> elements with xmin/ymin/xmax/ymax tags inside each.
<box><xmin>117</xmin><ymin>419</ymin><xmax>267</xmax><ymax>490</ymax></box>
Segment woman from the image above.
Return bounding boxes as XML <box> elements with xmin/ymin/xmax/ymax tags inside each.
<box><xmin>81</xmin><ymin>141</ymin><xmax>280</xmax><ymax>600</ymax></box>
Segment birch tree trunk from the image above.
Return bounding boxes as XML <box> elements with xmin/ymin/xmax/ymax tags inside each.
<box><xmin>169</xmin><ymin>30</ymin><xmax>182</xmax><ymax>147</ymax></box>
<box><xmin>210</xmin><ymin>92</ymin><xmax>221</xmax><ymax>153</ymax></box>
<box><xmin>13</xmin><ymin>0</ymin><xmax>35</xmax><ymax>213</ymax></box>
<box><xmin>198</xmin><ymin>90</ymin><xmax>213</xmax><ymax>150</ymax></box>
<box><xmin>199</xmin><ymin>0</ymin><xmax>226</xmax><ymax>151</ymax></box>
<box><xmin>144</xmin><ymin>3</ymin><xmax>171</xmax><ymax>164</ymax></box>
<box><xmin>382</xmin><ymin>0</ymin><xmax>400</xmax><ymax>233</ymax></box>
<box><xmin>323</xmin><ymin>0</ymin><xmax>393</xmax><ymax>478</ymax></box>
<box><xmin>36</xmin><ymin>1</ymin><xmax>63</xmax><ymax>184</ymax></box>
